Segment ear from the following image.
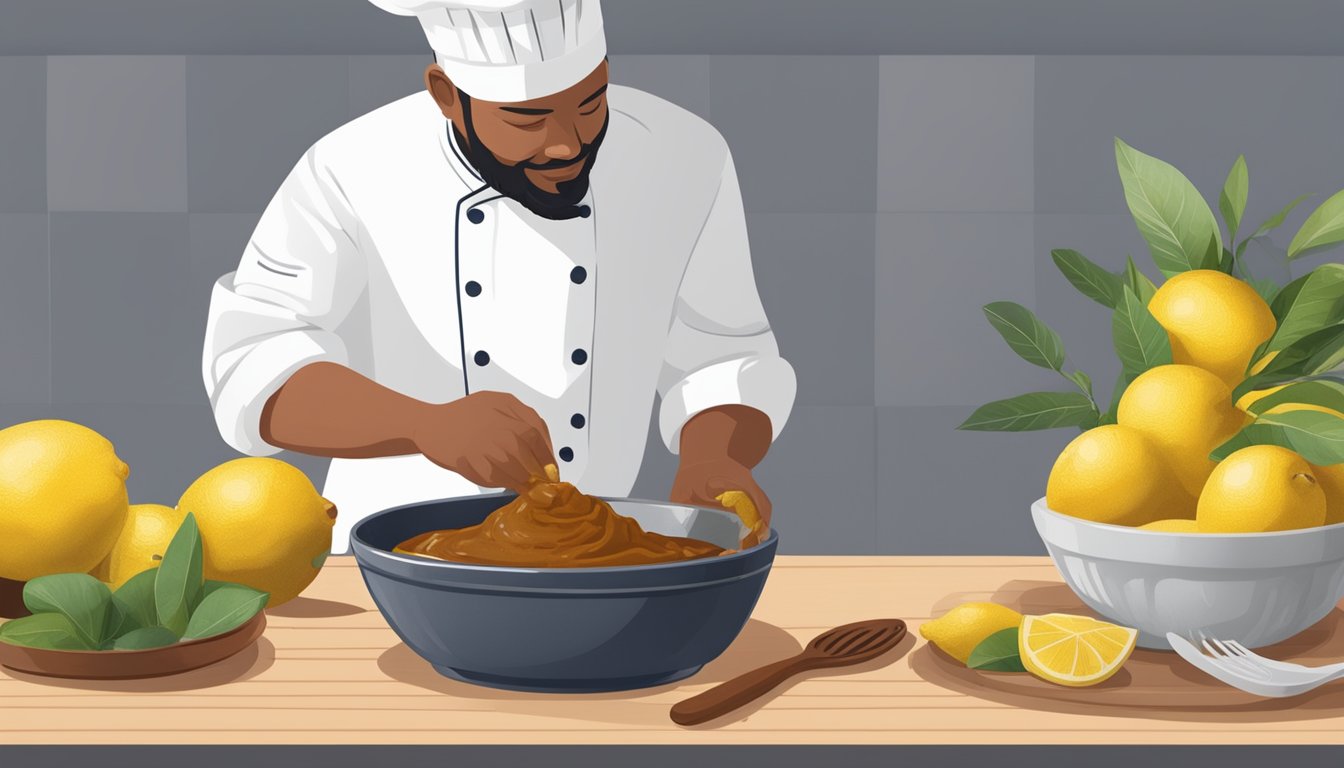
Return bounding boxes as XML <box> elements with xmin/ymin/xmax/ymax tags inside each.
<box><xmin>424</xmin><ymin>63</ymin><xmax>460</xmax><ymax>120</ymax></box>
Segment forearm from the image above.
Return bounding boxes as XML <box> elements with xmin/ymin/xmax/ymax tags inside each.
<box><xmin>259</xmin><ymin>362</ymin><xmax>432</xmax><ymax>458</ymax></box>
<box><xmin>677</xmin><ymin>405</ymin><xmax>773</xmax><ymax>468</ymax></box>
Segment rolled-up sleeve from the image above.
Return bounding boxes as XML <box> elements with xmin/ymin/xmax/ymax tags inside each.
<box><xmin>657</xmin><ymin>150</ymin><xmax>797</xmax><ymax>454</ymax></box>
<box><xmin>203</xmin><ymin>149</ymin><xmax>366</xmax><ymax>455</ymax></box>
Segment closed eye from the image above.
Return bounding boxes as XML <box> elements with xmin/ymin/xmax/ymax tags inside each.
<box><xmin>579</xmin><ymin>97</ymin><xmax>604</xmax><ymax>116</ymax></box>
<box><xmin>508</xmin><ymin>119</ymin><xmax>547</xmax><ymax>130</ymax></box>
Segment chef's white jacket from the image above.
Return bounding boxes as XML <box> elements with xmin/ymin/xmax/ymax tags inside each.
<box><xmin>203</xmin><ymin>87</ymin><xmax>796</xmax><ymax>552</ymax></box>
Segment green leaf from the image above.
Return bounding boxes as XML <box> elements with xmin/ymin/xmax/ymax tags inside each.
<box><xmin>1123</xmin><ymin>255</ymin><xmax>1158</xmax><ymax>305</ymax></box>
<box><xmin>183</xmin><ymin>584</ymin><xmax>268</xmax><ymax>641</ymax></box>
<box><xmin>982</xmin><ymin>301</ymin><xmax>1066</xmax><ymax>371</ymax></box>
<box><xmin>112</xmin><ymin>626</ymin><xmax>180</xmax><ymax>651</ymax></box>
<box><xmin>0</xmin><ymin>613</ymin><xmax>91</xmax><ymax>650</ymax></box>
<box><xmin>106</xmin><ymin>568</ymin><xmax>159</xmax><ymax>639</ymax></box>
<box><xmin>1220</xmin><ymin>155</ymin><xmax>1248</xmax><ymax>243</ymax></box>
<box><xmin>1112</xmin><ymin>284</ymin><xmax>1174</xmax><ymax>378</ymax></box>
<box><xmin>1217</xmin><ymin>247</ymin><xmax>1237</xmax><ymax>275</ymax></box>
<box><xmin>1211</xmin><ymin>410</ymin><xmax>1344</xmax><ymax>465</ymax></box>
<box><xmin>1263</xmin><ymin>264</ymin><xmax>1344</xmax><ymax>354</ymax></box>
<box><xmin>1250</xmin><ymin>278</ymin><xmax>1281</xmax><ymax>306</ymax></box>
<box><xmin>967</xmin><ymin>627</ymin><xmax>1027</xmax><ymax>672</ymax></box>
<box><xmin>1233</xmin><ymin>324</ymin><xmax>1344</xmax><ymax>402</ymax></box>
<box><xmin>1051</xmin><ymin>249</ymin><xmax>1124</xmax><ymax>308</ymax></box>
<box><xmin>1066</xmin><ymin>370</ymin><xmax>1093</xmax><ymax>397</ymax></box>
<box><xmin>1238</xmin><ymin>193</ymin><xmax>1312</xmax><ymax>259</ymax></box>
<box><xmin>155</xmin><ymin>513</ymin><xmax>204</xmax><ymax>637</ymax></box>
<box><xmin>193</xmin><ymin>580</ymin><xmax>231</xmax><ymax>613</ymax></box>
<box><xmin>1115</xmin><ymin>137</ymin><xmax>1222</xmax><ymax>277</ymax></box>
<box><xmin>1099</xmin><ymin>372</ymin><xmax>1130</xmax><ymax>426</ymax></box>
<box><xmin>1245</xmin><ymin>380</ymin><xmax>1344</xmax><ymax>416</ymax></box>
<box><xmin>958</xmin><ymin>391</ymin><xmax>1099</xmax><ymax>432</ymax></box>
<box><xmin>23</xmin><ymin>573</ymin><xmax>112</xmax><ymax>648</ymax></box>
<box><xmin>1288</xmin><ymin>189</ymin><xmax>1344</xmax><ymax>261</ymax></box>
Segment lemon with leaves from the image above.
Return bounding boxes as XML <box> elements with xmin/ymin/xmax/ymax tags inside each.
<box><xmin>1197</xmin><ymin>445</ymin><xmax>1326</xmax><ymax>533</ymax></box>
<box><xmin>1148</xmin><ymin>269</ymin><xmax>1275</xmax><ymax>386</ymax></box>
<box><xmin>0</xmin><ymin>420</ymin><xmax>130</xmax><ymax>581</ymax></box>
<box><xmin>178</xmin><ymin>458</ymin><xmax>336</xmax><ymax>607</ymax></box>
<box><xmin>920</xmin><ymin>602</ymin><xmax>1023</xmax><ymax>665</ymax></box>
<box><xmin>91</xmin><ymin>503</ymin><xmax>187</xmax><ymax>589</ymax></box>
<box><xmin>1118</xmin><ymin>364</ymin><xmax>1249</xmax><ymax>502</ymax></box>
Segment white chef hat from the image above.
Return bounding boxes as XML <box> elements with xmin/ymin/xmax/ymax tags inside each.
<box><xmin>369</xmin><ymin>0</ymin><xmax>606</xmax><ymax>102</ymax></box>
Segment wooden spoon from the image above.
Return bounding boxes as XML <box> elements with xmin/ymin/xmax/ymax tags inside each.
<box><xmin>670</xmin><ymin>618</ymin><xmax>907</xmax><ymax>726</ymax></box>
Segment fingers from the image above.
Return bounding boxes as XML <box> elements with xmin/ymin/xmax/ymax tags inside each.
<box><xmin>465</xmin><ymin>392</ymin><xmax>558</xmax><ymax>489</ymax></box>
<box><xmin>486</xmin><ymin>392</ymin><xmax>553</xmax><ymax>454</ymax></box>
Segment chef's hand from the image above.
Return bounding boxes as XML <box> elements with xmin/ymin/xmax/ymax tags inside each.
<box><xmin>415</xmin><ymin>391</ymin><xmax>556</xmax><ymax>492</ymax></box>
<box><xmin>670</xmin><ymin>457</ymin><xmax>773</xmax><ymax>530</ymax></box>
<box><xmin>669</xmin><ymin>406</ymin><xmax>775</xmax><ymax>535</ymax></box>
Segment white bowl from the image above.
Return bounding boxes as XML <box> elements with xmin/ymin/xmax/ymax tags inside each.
<box><xmin>1031</xmin><ymin>498</ymin><xmax>1344</xmax><ymax>650</ymax></box>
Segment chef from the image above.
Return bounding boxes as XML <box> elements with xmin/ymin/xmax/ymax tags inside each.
<box><xmin>202</xmin><ymin>0</ymin><xmax>796</xmax><ymax>553</ymax></box>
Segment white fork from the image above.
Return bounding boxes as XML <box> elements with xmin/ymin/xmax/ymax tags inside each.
<box><xmin>1166</xmin><ymin>631</ymin><xmax>1344</xmax><ymax>698</ymax></box>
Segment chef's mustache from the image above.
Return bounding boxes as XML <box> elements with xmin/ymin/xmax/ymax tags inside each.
<box><xmin>520</xmin><ymin>151</ymin><xmax>593</xmax><ymax>172</ymax></box>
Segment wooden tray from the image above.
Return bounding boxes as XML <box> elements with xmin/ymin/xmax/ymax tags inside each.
<box><xmin>0</xmin><ymin>612</ymin><xmax>266</xmax><ymax>680</ymax></box>
<box><xmin>913</xmin><ymin>579</ymin><xmax>1344</xmax><ymax>712</ymax></box>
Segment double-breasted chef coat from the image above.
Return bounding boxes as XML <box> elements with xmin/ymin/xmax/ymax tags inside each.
<box><xmin>203</xmin><ymin>86</ymin><xmax>797</xmax><ymax>553</ymax></box>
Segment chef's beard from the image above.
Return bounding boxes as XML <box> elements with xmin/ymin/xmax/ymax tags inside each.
<box><xmin>453</xmin><ymin>91</ymin><xmax>608</xmax><ymax>221</ymax></box>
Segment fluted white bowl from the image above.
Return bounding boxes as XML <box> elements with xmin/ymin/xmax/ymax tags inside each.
<box><xmin>1031</xmin><ymin>498</ymin><xmax>1344</xmax><ymax>650</ymax></box>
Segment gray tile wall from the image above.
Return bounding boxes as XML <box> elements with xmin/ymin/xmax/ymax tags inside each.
<box><xmin>2</xmin><ymin>52</ymin><xmax>1341</xmax><ymax>553</ymax></box>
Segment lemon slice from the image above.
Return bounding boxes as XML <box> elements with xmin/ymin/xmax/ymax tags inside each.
<box><xmin>1019</xmin><ymin>613</ymin><xmax>1137</xmax><ymax>687</ymax></box>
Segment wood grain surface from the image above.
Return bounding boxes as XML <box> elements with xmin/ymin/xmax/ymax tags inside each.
<box><xmin>4</xmin><ymin>556</ymin><xmax>1344</xmax><ymax>745</ymax></box>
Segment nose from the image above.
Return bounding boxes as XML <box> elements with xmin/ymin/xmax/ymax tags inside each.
<box><xmin>542</xmin><ymin>119</ymin><xmax>582</xmax><ymax>161</ymax></box>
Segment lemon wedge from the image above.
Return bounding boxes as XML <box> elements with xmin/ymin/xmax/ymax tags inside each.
<box><xmin>1019</xmin><ymin>613</ymin><xmax>1137</xmax><ymax>687</ymax></box>
<box><xmin>716</xmin><ymin>490</ymin><xmax>766</xmax><ymax>546</ymax></box>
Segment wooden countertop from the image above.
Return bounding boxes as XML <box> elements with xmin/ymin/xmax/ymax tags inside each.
<box><xmin>5</xmin><ymin>556</ymin><xmax>1344</xmax><ymax>745</ymax></box>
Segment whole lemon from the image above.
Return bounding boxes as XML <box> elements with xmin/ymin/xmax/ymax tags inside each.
<box><xmin>1197</xmin><ymin>445</ymin><xmax>1326</xmax><ymax>533</ymax></box>
<box><xmin>1315</xmin><ymin>463</ymin><xmax>1344</xmax><ymax>526</ymax></box>
<box><xmin>91</xmin><ymin>504</ymin><xmax>187</xmax><ymax>589</ymax></box>
<box><xmin>1148</xmin><ymin>270</ymin><xmax>1275</xmax><ymax>386</ymax></box>
<box><xmin>1139</xmin><ymin>518</ymin><xmax>1200</xmax><ymax>532</ymax></box>
<box><xmin>178</xmin><ymin>458</ymin><xmax>335</xmax><ymax>607</ymax></box>
<box><xmin>1046</xmin><ymin>425</ymin><xmax>1190</xmax><ymax>525</ymax></box>
<box><xmin>1118</xmin><ymin>364</ymin><xmax>1249</xmax><ymax>501</ymax></box>
<box><xmin>0</xmin><ymin>420</ymin><xmax>130</xmax><ymax>581</ymax></box>
<box><xmin>919</xmin><ymin>602</ymin><xmax>1023</xmax><ymax>665</ymax></box>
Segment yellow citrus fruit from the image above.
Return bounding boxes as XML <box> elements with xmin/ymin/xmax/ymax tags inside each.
<box><xmin>178</xmin><ymin>458</ymin><xmax>336</xmax><ymax>607</ymax></box>
<box><xmin>1139</xmin><ymin>518</ymin><xmax>1200</xmax><ymax>532</ymax></box>
<box><xmin>1316</xmin><ymin>463</ymin><xmax>1344</xmax><ymax>525</ymax></box>
<box><xmin>91</xmin><ymin>504</ymin><xmax>187</xmax><ymax>589</ymax></box>
<box><xmin>919</xmin><ymin>602</ymin><xmax>1023</xmax><ymax>665</ymax></box>
<box><xmin>1117</xmin><ymin>364</ymin><xmax>1249</xmax><ymax>501</ymax></box>
<box><xmin>1233</xmin><ymin>352</ymin><xmax>1344</xmax><ymax>417</ymax></box>
<box><xmin>1019</xmin><ymin>613</ymin><xmax>1137</xmax><ymax>687</ymax></box>
<box><xmin>1197</xmin><ymin>445</ymin><xmax>1326</xmax><ymax>533</ymax></box>
<box><xmin>716</xmin><ymin>490</ymin><xmax>766</xmax><ymax>546</ymax></box>
<box><xmin>0</xmin><ymin>420</ymin><xmax>130</xmax><ymax>581</ymax></box>
<box><xmin>1148</xmin><ymin>269</ymin><xmax>1275</xmax><ymax>386</ymax></box>
<box><xmin>1046</xmin><ymin>425</ymin><xmax>1189</xmax><ymax>525</ymax></box>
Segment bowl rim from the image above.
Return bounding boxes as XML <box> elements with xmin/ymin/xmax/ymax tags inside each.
<box><xmin>1032</xmin><ymin>497</ymin><xmax>1344</xmax><ymax>539</ymax></box>
<box><xmin>350</xmin><ymin>493</ymin><xmax>779</xmax><ymax>578</ymax></box>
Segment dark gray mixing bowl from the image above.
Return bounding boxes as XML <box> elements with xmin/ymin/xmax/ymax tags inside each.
<box><xmin>350</xmin><ymin>493</ymin><xmax>778</xmax><ymax>693</ymax></box>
